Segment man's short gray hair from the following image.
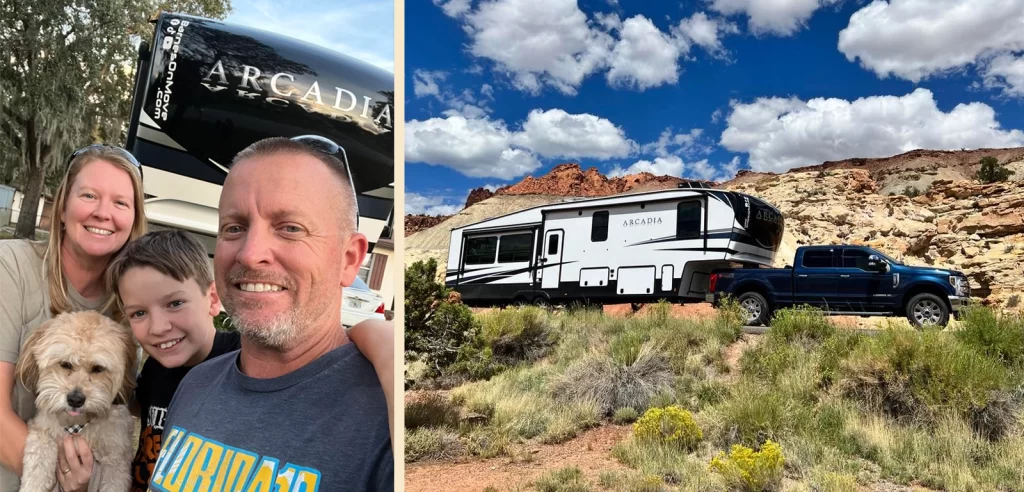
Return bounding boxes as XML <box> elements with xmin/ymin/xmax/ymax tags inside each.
<box><xmin>231</xmin><ymin>137</ymin><xmax>359</xmax><ymax>236</ymax></box>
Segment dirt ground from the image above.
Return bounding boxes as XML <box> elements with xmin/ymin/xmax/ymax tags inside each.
<box><xmin>405</xmin><ymin>425</ymin><xmax>632</xmax><ymax>491</ymax></box>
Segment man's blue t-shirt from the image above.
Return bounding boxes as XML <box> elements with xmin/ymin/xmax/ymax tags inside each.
<box><xmin>147</xmin><ymin>342</ymin><xmax>393</xmax><ymax>491</ymax></box>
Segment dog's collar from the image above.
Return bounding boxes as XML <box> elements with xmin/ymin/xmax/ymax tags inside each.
<box><xmin>64</xmin><ymin>422</ymin><xmax>90</xmax><ymax>435</ymax></box>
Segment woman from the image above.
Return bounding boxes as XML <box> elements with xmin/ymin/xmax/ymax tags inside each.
<box><xmin>0</xmin><ymin>145</ymin><xmax>147</xmax><ymax>492</ymax></box>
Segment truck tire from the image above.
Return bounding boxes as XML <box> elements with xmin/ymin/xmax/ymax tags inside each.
<box><xmin>905</xmin><ymin>293</ymin><xmax>950</xmax><ymax>328</ymax></box>
<box><xmin>737</xmin><ymin>292</ymin><xmax>770</xmax><ymax>326</ymax></box>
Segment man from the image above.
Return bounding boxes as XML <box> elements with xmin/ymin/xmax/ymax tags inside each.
<box><xmin>146</xmin><ymin>136</ymin><xmax>393</xmax><ymax>491</ymax></box>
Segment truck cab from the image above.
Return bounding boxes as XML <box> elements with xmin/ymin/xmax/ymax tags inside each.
<box><xmin>710</xmin><ymin>245</ymin><xmax>971</xmax><ymax>327</ymax></box>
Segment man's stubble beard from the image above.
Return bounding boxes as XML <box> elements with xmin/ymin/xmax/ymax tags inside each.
<box><xmin>222</xmin><ymin>285</ymin><xmax>335</xmax><ymax>352</ymax></box>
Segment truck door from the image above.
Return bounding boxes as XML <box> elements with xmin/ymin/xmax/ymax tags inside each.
<box><xmin>794</xmin><ymin>248</ymin><xmax>839</xmax><ymax>307</ymax></box>
<box><xmin>839</xmin><ymin>248</ymin><xmax>895</xmax><ymax>311</ymax></box>
<box><xmin>541</xmin><ymin>230</ymin><xmax>564</xmax><ymax>290</ymax></box>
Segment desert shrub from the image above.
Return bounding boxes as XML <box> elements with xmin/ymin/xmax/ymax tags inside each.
<box><xmin>534</xmin><ymin>466</ymin><xmax>591</xmax><ymax>492</ymax></box>
<box><xmin>813</xmin><ymin>472</ymin><xmax>857</xmax><ymax>492</ymax></box>
<box><xmin>711</xmin><ymin>382</ymin><xmax>813</xmax><ymax>447</ymax></box>
<box><xmin>713</xmin><ymin>295</ymin><xmax>747</xmax><ymax>340</ymax></box>
<box><xmin>405</xmin><ymin>392</ymin><xmax>461</xmax><ymax>430</ymax></box>
<box><xmin>955</xmin><ymin>304</ymin><xmax>1024</xmax><ymax>365</ymax></box>
<box><xmin>817</xmin><ymin>331</ymin><xmax>866</xmax><ymax>388</ymax></box>
<box><xmin>838</xmin><ymin>329</ymin><xmax>1015</xmax><ymax>437</ymax></box>
<box><xmin>902</xmin><ymin>186</ymin><xmax>921</xmax><ymax>198</ymax></box>
<box><xmin>553</xmin><ymin>343</ymin><xmax>674</xmax><ymax>416</ymax></box>
<box><xmin>405</xmin><ymin>428</ymin><xmax>464</xmax><ymax>462</ymax></box>
<box><xmin>479</xmin><ymin>306</ymin><xmax>555</xmax><ymax>364</ymax></box>
<box><xmin>449</xmin><ymin>343</ymin><xmax>506</xmax><ymax>382</ymax></box>
<box><xmin>614</xmin><ymin>407</ymin><xmax>641</xmax><ymax>424</ymax></box>
<box><xmin>405</xmin><ymin>259</ymin><xmax>481</xmax><ymax>380</ymax></box>
<box><xmin>709</xmin><ymin>440</ymin><xmax>785</xmax><ymax>491</ymax></box>
<box><xmin>740</xmin><ymin>343</ymin><xmax>800</xmax><ymax>382</ymax></box>
<box><xmin>975</xmin><ymin>156</ymin><xmax>1015</xmax><ymax>183</ymax></box>
<box><xmin>769</xmin><ymin>306</ymin><xmax>836</xmax><ymax>344</ymax></box>
<box><xmin>633</xmin><ymin>405</ymin><xmax>703</xmax><ymax>451</ymax></box>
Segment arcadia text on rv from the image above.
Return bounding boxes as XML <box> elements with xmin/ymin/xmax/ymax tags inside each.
<box><xmin>199</xmin><ymin>60</ymin><xmax>393</xmax><ymax>130</ymax></box>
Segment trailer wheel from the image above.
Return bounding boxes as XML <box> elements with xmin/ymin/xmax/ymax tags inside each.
<box><xmin>737</xmin><ymin>292</ymin><xmax>770</xmax><ymax>326</ymax></box>
<box><xmin>533</xmin><ymin>296</ymin><xmax>552</xmax><ymax>309</ymax></box>
<box><xmin>905</xmin><ymin>293</ymin><xmax>949</xmax><ymax>328</ymax></box>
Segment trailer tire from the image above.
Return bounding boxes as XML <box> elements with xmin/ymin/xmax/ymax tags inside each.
<box><xmin>737</xmin><ymin>292</ymin><xmax>770</xmax><ymax>326</ymax></box>
<box><xmin>533</xmin><ymin>296</ymin><xmax>552</xmax><ymax>309</ymax></box>
<box><xmin>905</xmin><ymin>293</ymin><xmax>949</xmax><ymax>328</ymax></box>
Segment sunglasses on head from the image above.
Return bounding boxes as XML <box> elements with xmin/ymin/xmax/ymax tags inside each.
<box><xmin>289</xmin><ymin>135</ymin><xmax>360</xmax><ymax>227</ymax></box>
<box><xmin>66</xmin><ymin>144</ymin><xmax>144</xmax><ymax>180</ymax></box>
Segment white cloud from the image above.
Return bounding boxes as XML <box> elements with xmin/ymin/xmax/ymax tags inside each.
<box><xmin>711</xmin><ymin>108</ymin><xmax>724</xmax><ymax>123</ymax></box>
<box><xmin>709</xmin><ymin>0</ymin><xmax>836</xmax><ymax>36</ymax></box>
<box><xmin>407</xmin><ymin>109</ymin><xmax>639</xmax><ymax>178</ymax></box>
<box><xmin>674</xmin><ymin>12</ymin><xmax>738</xmax><ymax>57</ymax></box>
<box><xmin>413</xmin><ymin>70</ymin><xmax>447</xmax><ymax>98</ymax></box>
<box><xmin>433</xmin><ymin>0</ymin><xmax>472</xmax><ymax>18</ymax></box>
<box><xmin>406</xmin><ymin>193</ymin><xmax>464</xmax><ymax>216</ymax></box>
<box><xmin>606</xmin><ymin>15</ymin><xmax>684</xmax><ymax>90</ymax></box>
<box><xmin>462</xmin><ymin>0</ymin><xmax>614</xmax><ymax>95</ymax></box>
<box><xmin>225</xmin><ymin>0</ymin><xmax>394</xmax><ymax>72</ymax></box>
<box><xmin>517</xmin><ymin>109</ymin><xmax>637</xmax><ymax>159</ymax></box>
<box><xmin>838</xmin><ymin>0</ymin><xmax>1024</xmax><ymax>91</ymax></box>
<box><xmin>609</xmin><ymin>155</ymin><xmax>685</xmax><ymax>178</ymax></box>
<box><xmin>720</xmin><ymin>88</ymin><xmax>1024</xmax><ymax>173</ymax></box>
<box><xmin>439</xmin><ymin>0</ymin><xmax>738</xmax><ymax>94</ymax></box>
<box><xmin>481</xmin><ymin>184</ymin><xmax>501</xmax><ymax>192</ymax></box>
<box><xmin>642</xmin><ymin>128</ymin><xmax>712</xmax><ymax>158</ymax></box>
<box><xmin>720</xmin><ymin>156</ymin><xmax>743</xmax><ymax>180</ymax></box>
<box><xmin>406</xmin><ymin>116</ymin><xmax>542</xmax><ymax>179</ymax></box>
<box><xmin>480</xmin><ymin>83</ymin><xmax>495</xmax><ymax>99</ymax></box>
<box><xmin>983</xmin><ymin>53</ymin><xmax>1024</xmax><ymax>97</ymax></box>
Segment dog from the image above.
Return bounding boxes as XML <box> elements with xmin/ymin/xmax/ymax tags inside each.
<box><xmin>15</xmin><ymin>311</ymin><xmax>137</xmax><ymax>492</ymax></box>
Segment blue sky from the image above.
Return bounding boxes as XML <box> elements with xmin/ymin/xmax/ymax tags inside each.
<box><xmin>404</xmin><ymin>0</ymin><xmax>1024</xmax><ymax>215</ymax></box>
<box><xmin>225</xmin><ymin>0</ymin><xmax>394</xmax><ymax>72</ymax></box>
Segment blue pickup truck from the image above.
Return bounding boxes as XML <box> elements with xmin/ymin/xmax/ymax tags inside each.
<box><xmin>708</xmin><ymin>245</ymin><xmax>971</xmax><ymax>327</ymax></box>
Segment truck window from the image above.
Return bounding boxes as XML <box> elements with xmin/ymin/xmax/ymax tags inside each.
<box><xmin>676</xmin><ymin>201</ymin><xmax>701</xmax><ymax>239</ymax></box>
<box><xmin>498</xmin><ymin>233</ymin><xmax>533</xmax><ymax>263</ymax></box>
<box><xmin>842</xmin><ymin>249</ymin><xmax>871</xmax><ymax>270</ymax></box>
<box><xmin>592</xmin><ymin>211</ymin><xmax>609</xmax><ymax>242</ymax></box>
<box><xmin>547</xmin><ymin>234</ymin><xmax>559</xmax><ymax>255</ymax></box>
<box><xmin>465</xmin><ymin>236</ymin><xmax>498</xmax><ymax>265</ymax></box>
<box><xmin>802</xmin><ymin>250</ymin><xmax>833</xmax><ymax>268</ymax></box>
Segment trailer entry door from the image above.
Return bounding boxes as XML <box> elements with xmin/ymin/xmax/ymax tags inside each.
<box><xmin>542</xmin><ymin>230</ymin><xmax>563</xmax><ymax>290</ymax></box>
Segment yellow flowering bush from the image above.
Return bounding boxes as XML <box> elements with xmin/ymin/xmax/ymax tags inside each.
<box><xmin>709</xmin><ymin>440</ymin><xmax>784</xmax><ymax>491</ymax></box>
<box><xmin>632</xmin><ymin>405</ymin><xmax>702</xmax><ymax>450</ymax></box>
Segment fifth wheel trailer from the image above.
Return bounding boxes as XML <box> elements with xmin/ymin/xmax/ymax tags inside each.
<box><xmin>445</xmin><ymin>185</ymin><xmax>785</xmax><ymax>307</ymax></box>
<box><xmin>125</xmin><ymin>12</ymin><xmax>395</xmax><ymax>258</ymax></box>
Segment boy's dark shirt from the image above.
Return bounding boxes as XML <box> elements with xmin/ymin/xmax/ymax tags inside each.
<box><xmin>130</xmin><ymin>330</ymin><xmax>241</xmax><ymax>492</ymax></box>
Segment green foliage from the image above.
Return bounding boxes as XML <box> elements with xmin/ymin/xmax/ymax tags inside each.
<box><xmin>213</xmin><ymin>311</ymin><xmax>235</xmax><ymax>332</ymax></box>
<box><xmin>478</xmin><ymin>306</ymin><xmax>555</xmax><ymax>364</ymax></box>
<box><xmin>633</xmin><ymin>405</ymin><xmax>703</xmax><ymax>451</ymax></box>
<box><xmin>709</xmin><ymin>440</ymin><xmax>785</xmax><ymax>491</ymax></box>
<box><xmin>975</xmin><ymin>156</ymin><xmax>1015</xmax><ymax>183</ymax></box>
<box><xmin>954</xmin><ymin>304</ymin><xmax>1024</xmax><ymax>365</ymax></box>
<box><xmin>901</xmin><ymin>186</ymin><xmax>921</xmax><ymax>198</ymax></box>
<box><xmin>404</xmin><ymin>428</ymin><xmax>463</xmax><ymax>463</ymax></box>
<box><xmin>769</xmin><ymin>306</ymin><xmax>836</xmax><ymax>344</ymax></box>
<box><xmin>405</xmin><ymin>393</ymin><xmax>461</xmax><ymax>431</ymax></box>
<box><xmin>613</xmin><ymin>407</ymin><xmax>640</xmax><ymax>424</ymax></box>
<box><xmin>404</xmin><ymin>259</ymin><xmax>481</xmax><ymax>380</ymax></box>
<box><xmin>534</xmin><ymin>466</ymin><xmax>592</xmax><ymax>492</ymax></box>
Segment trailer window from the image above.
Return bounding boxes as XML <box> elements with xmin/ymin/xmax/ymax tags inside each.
<box><xmin>465</xmin><ymin>236</ymin><xmax>498</xmax><ymax>265</ymax></box>
<box><xmin>547</xmin><ymin>234</ymin><xmax>559</xmax><ymax>255</ymax></box>
<box><xmin>676</xmin><ymin>201</ymin><xmax>701</xmax><ymax>239</ymax></box>
<box><xmin>592</xmin><ymin>211</ymin><xmax>609</xmax><ymax>242</ymax></box>
<box><xmin>498</xmin><ymin>233</ymin><xmax>533</xmax><ymax>263</ymax></box>
<box><xmin>802</xmin><ymin>250</ymin><xmax>833</xmax><ymax>268</ymax></box>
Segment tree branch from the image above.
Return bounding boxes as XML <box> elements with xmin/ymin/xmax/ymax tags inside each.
<box><xmin>0</xmin><ymin>119</ymin><xmax>22</xmax><ymax>150</ymax></box>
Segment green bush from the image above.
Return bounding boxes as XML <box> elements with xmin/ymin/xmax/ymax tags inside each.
<box><xmin>975</xmin><ymin>156</ymin><xmax>1015</xmax><ymax>183</ymax></box>
<box><xmin>405</xmin><ymin>428</ymin><xmax>464</xmax><ymax>462</ymax></box>
<box><xmin>404</xmin><ymin>259</ymin><xmax>481</xmax><ymax>380</ymax></box>
<box><xmin>633</xmin><ymin>405</ymin><xmax>703</xmax><ymax>451</ymax></box>
<box><xmin>534</xmin><ymin>466</ymin><xmax>592</xmax><ymax>492</ymax></box>
<box><xmin>405</xmin><ymin>393</ymin><xmax>461</xmax><ymax>430</ymax></box>
<box><xmin>838</xmin><ymin>329</ymin><xmax>1015</xmax><ymax>437</ymax></box>
<box><xmin>613</xmin><ymin>407</ymin><xmax>641</xmax><ymax>424</ymax></box>
<box><xmin>479</xmin><ymin>306</ymin><xmax>555</xmax><ymax>364</ymax></box>
<box><xmin>769</xmin><ymin>306</ymin><xmax>836</xmax><ymax>344</ymax></box>
<box><xmin>902</xmin><ymin>186</ymin><xmax>921</xmax><ymax>198</ymax></box>
<box><xmin>709</xmin><ymin>440</ymin><xmax>785</xmax><ymax>491</ymax></box>
<box><xmin>740</xmin><ymin>342</ymin><xmax>800</xmax><ymax>382</ymax></box>
<box><xmin>213</xmin><ymin>311</ymin><xmax>236</xmax><ymax>332</ymax></box>
<box><xmin>955</xmin><ymin>304</ymin><xmax>1024</xmax><ymax>365</ymax></box>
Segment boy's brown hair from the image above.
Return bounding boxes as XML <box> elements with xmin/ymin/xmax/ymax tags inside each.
<box><xmin>106</xmin><ymin>229</ymin><xmax>214</xmax><ymax>316</ymax></box>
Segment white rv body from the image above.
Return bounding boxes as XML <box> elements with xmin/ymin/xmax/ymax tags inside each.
<box><xmin>445</xmin><ymin>187</ymin><xmax>784</xmax><ymax>306</ymax></box>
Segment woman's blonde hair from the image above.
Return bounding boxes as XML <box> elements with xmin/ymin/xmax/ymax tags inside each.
<box><xmin>45</xmin><ymin>146</ymin><xmax>148</xmax><ymax>315</ymax></box>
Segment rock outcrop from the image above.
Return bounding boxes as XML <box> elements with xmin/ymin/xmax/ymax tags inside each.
<box><xmin>495</xmin><ymin>163</ymin><xmax>695</xmax><ymax>197</ymax></box>
<box><xmin>465</xmin><ymin>187</ymin><xmax>495</xmax><ymax>208</ymax></box>
<box><xmin>405</xmin><ymin>215</ymin><xmax>450</xmax><ymax>236</ymax></box>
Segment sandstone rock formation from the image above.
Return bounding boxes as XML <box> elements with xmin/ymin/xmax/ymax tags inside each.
<box><xmin>405</xmin><ymin>214</ymin><xmax>449</xmax><ymax>235</ymax></box>
<box><xmin>495</xmin><ymin>163</ymin><xmax>694</xmax><ymax>196</ymax></box>
<box><xmin>465</xmin><ymin>187</ymin><xmax>495</xmax><ymax>208</ymax></box>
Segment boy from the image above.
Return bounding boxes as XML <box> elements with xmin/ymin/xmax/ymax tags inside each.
<box><xmin>104</xmin><ymin>230</ymin><xmax>393</xmax><ymax>492</ymax></box>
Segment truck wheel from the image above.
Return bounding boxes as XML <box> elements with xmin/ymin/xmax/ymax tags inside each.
<box><xmin>737</xmin><ymin>292</ymin><xmax>770</xmax><ymax>326</ymax></box>
<box><xmin>906</xmin><ymin>293</ymin><xmax>950</xmax><ymax>328</ymax></box>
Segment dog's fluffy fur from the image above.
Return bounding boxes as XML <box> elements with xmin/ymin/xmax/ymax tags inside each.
<box><xmin>15</xmin><ymin>311</ymin><xmax>137</xmax><ymax>492</ymax></box>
